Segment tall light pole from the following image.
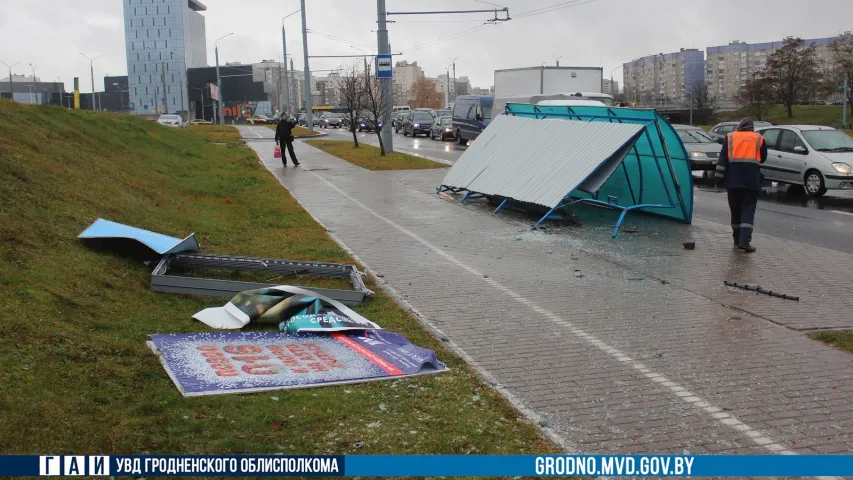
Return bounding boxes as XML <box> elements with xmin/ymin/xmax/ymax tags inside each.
<box><xmin>377</xmin><ymin>0</ymin><xmax>393</xmax><ymax>152</ymax></box>
<box><xmin>215</xmin><ymin>33</ymin><xmax>234</xmax><ymax>128</ymax></box>
<box><xmin>1</xmin><ymin>61</ymin><xmax>20</xmax><ymax>100</ymax></box>
<box><xmin>610</xmin><ymin>65</ymin><xmax>621</xmax><ymax>100</ymax></box>
<box><xmin>553</xmin><ymin>55</ymin><xmax>562</xmax><ymax>67</ymax></box>
<box><xmin>28</xmin><ymin>63</ymin><xmax>38</xmax><ymax>104</ymax></box>
<box><xmin>282</xmin><ymin>9</ymin><xmax>299</xmax><ymax>117</ymax></box>
<box><xmin>449</xmin><ymin>57</ymin><xmax>457</xmax><ymax>102</ymax></box>
<box><xmin>351</xmin><ymin>45</ymin><xmax>369</xmax><ymax>75</ymax></box>
<box><xmin>300</xmin><ymin>0</ymin><xmax>314</xmax><ymax>133</ymax></box>
<box><xmin>79</xmin><ymin>53</ymin><xmax>102</xmax><ymax>110</ymax></box>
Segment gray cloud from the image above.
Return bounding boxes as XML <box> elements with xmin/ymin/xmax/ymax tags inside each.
<box><xmin>1</xmin><ymin>0</ymin><xmax>851</xmax><ymax>92</ymax></box>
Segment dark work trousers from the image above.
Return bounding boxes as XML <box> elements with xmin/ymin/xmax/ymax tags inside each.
<box><xmin>727</xmin><ymin>188</ymin><xmax>759</xmax><ymax>246</ymax></box>
<box><xmin>281</xmin><ymin>139</ymin><xmax>298</xmax><ymax>165</ymax></box>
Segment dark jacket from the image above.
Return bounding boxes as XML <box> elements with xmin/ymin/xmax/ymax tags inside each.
<box><xmin>715</xmin><ymin>132</ymin><xmax>768</xmax><ymax>191</ymax></box>
<box><xmin>274</xmin><ymin>118</ymin><xmax>297</xmax><ymax>143</ymax></box>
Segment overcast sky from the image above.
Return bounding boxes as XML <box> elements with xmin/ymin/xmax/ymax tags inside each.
<box><xmin>1</xmin><ymin>0</ymin><xmax>850</xmax><ymax>93</ymax></box>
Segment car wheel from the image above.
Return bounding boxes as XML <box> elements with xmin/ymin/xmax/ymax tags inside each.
<box><xmin>456</xmin><ymin>130</ymin><xmax>465</xmax><ymax>145</ymax></box>
<box><xmin>804</xmin><ymin>169</ymin><xmax>827</xmax><ymax>197</ymax></box>
<box><xmin>403</xmin><ymin>130</ymin><xmax>408</xmax><ymax>137</ymax></box>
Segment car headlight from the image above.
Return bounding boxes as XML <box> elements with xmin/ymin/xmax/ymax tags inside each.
<box><xmin>689</xmin><ymin>151</ymin><xmax>707</xmax><ymax>158</ymax></box>
<box><xmin>832</xmin><ymin>162</ymin><xmax>853</xmax><ymax>174</ymax></box>
<box><xmin>414</xmin><ymin>123</ymin><xmax>419</xmax><ymax>128</ymax></box>
<box><xmin>445</xmin><ymin>128</ymin><xmax>452</xmax><ymax>132</ymax></box>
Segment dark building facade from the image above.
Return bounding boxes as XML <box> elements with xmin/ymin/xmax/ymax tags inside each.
<box><xmin>187</xmin><ymin>65</ymin><xmax>270</xmax><ymax>121</ymax></box>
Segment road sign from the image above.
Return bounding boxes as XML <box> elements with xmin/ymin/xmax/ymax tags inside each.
<box><xmin>128</xmin><ymin>102</ymin><xmax>135</xmax><ymax>109</ymax></box>
<box><xmin>144</xmin><ymin>105</ymin><xmax>149</xmax><ymax>110</ymax></box>
<box><xmin>376</xmin><ymin>54</ymin><xmax>392</xmax><ymax>79</ymax></box>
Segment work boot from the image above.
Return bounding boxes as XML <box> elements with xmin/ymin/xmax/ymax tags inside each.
<box><xmin>737</xmin><ymin>244</ymin><xmax>756</xmax><ymax>253</ymax></box>
<box><xmin>293</xmin><ymin>160</ymin><xmax>300</xmax><ymax>166</ymax></box>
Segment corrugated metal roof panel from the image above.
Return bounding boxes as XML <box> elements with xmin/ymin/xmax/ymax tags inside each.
<box><xmin>441</xmin><ymin>115</ymin><xmax>644</xmax><ymax>208</ymax></box>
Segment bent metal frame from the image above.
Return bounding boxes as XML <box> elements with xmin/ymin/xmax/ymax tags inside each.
<box><xmin>151</xmin><ymin>253</ymin><xmax>373</xmax><ymax>305</ymax></box>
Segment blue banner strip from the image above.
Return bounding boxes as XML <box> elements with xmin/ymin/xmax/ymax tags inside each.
<box><xmin>3</xmin><ymin>454</ymin><xmax>853</xmax><ymax>476</ymax></box>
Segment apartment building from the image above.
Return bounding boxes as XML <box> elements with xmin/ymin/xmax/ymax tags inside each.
<box><xmin>706</xmin><ymin>37</ymin><xmax>838</xmax><ymax>107</ymax></box>
<box><xmin>622</xmin><ymin>49</ymin><xmax>705</xmax><ymax>106</ymax></box>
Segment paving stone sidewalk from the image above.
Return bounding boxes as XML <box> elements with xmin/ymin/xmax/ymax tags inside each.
<box><xmin>241</xmin><ymin>127</ymin><xmax>853</xmax><ymax>459</ymax></box>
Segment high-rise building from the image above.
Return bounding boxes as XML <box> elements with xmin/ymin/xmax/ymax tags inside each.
<box><xmin>123</xmin><ymin>0</ymin><xmax>208</xmax><ymax>116</ymax></box>
<box><xmin>706</xmin><ymin>37</ymin><xmax>839</xmax><ymax>107</ymax></box>
<box><xmin>602</xmin><ymin>79</ymin><xmax>619</xmax><ymax>96</ymax></box>
<box><xmin>623</xmin><ymin>49</ymin><xmax>705</xmax><ymax>107</ymax></box>
<box><xmin>392</xmin><ymin>60</ymin><xmax>424</xmax><ymax>102</ymax></box>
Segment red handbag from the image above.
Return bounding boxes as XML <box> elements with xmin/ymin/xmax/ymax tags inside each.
<box><xmin>273</xmin><ymin>146</ymin><xmax>282</xmax><ymax>158</ymax></box>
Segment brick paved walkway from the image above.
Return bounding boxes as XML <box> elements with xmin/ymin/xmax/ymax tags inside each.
<box><xmin>242</xmin><ymin>127</ymin><xmax>853</xmax><ymax>459</ymax></box>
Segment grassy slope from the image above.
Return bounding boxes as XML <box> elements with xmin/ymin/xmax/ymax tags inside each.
<box><xmin>305</xmin><ymin>140</ymin><xmax>448</xmax><ymax>171</ymax></box>
<box><xmin>0</xmin><ymin>101</ymin><xmax>553</xmax><ymax>456</ymax></box>
<box><xmin>264</xmin><ymin>124</ymin><xmax>320</xmax><ymax>137</ymax></box>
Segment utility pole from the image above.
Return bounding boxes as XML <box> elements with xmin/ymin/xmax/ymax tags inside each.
<box><xmin>170</xmin><ymin>51</ymin><xmax>187</xmax><ymax>117</ymax></box>
<box><xmin>215</xmin><ymin>33</ymin><xmax>234</xmax><ymax>129</ymax></box>
<box><xmin>1</xmin><ymin>61</ymin><xmax>19</xmax><ymax>100</ymax></box>
<box><xmin>450</xmin><ymin>57</ymin><xmax>457</xmax><ymax>102</ymax></box>
<box><xmin>28</xmin><ymin>63</ymin><xmax>38</xmax><ymax>104</ymax></box>
<box><xmin>301</xmin><ymin>0</ymin><xmax>314</xmax><ymax>132</ymax></box>
<box><xmin>79</xmin><ymin>53</ymin><xmax>102</xmax><ymax>110</ymax></box>
<box><xmin>377</xmin><ymin>0</ymin><xmax>393</xmax><ymax>152</ymax></box>
<box><xmin>290</xmin><ymin>58</ymin><xmax>297</xmax><ymax>112</ymax></box>
<box><xmin>161</xmin><ymin>61</ymin><xmax>168</xmax><ymax>114</ymax></box>
<box><xmin>445</xmin><ymin>67</ymin><xmax>450</xmax><ymax>107</ymax></box>
<box><xmin>840</xmin><ymin>74</ymin><xmax>850</xmax><ymax>129</ymax></box>
<box><xmin>554</xmin><ymin>55</ymin><xmax>562</xmax><ymax>67</ymax></box>
<box><xmin>282</xmin><ymin>23</ymin><xmax>290</xmax><ymax>116</ymax></box>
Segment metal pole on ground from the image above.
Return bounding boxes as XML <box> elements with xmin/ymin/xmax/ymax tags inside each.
<box><xmin>843</xmin><ymin>77</ymin><xmax>848</xmax><ymax>129</ymax></box>
<box><xmin>377</xmin><ymin>0</ymin><xmax>393</xmax><ymax>152</ymax></box>
<box><xmin>78</xmin><ymin>53</ymin><xmax>102</xmax><ymax>110</ymax></box>
<box><xmin>300</xmin><ymin>0</ymin><xmax>313</xmax><ymax>132</ymax></box>
<box><xmin>29</xmin><ymin>63</ymin><xmax>38</xmax><ymax>104</ymax></box>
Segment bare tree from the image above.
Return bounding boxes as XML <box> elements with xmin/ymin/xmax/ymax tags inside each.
<box><xmin>408</xmin><ymin>78</ymin><xmax>443</xmax><ymax>109</ymax></box>
<box><xmin>738</xmin><ymin>73</ymin><xmax>774</xmax><ymax>121</ymax></box>
<box><xmin>827</xmin><ymin>32</ymin><xmax>853</xmax><ymax>105</ymax></box>
<box><xmin>685</xmin><ymin>82</ymin><xmax>716</xmax><ymax>110</ymax></box>
<box><xmin>360</xmin><ymin>63</ymin><xmax>389</xmax><ymax>156</ymax></box>
<box><xmin>764</xmin><ymin>37</ymin><xmax>820</xmax><ymax>118</ymax></box>
<box><xmin>338</xmin><ymin>62</ymin><xmax>365</xmax><ymax>148</ymax></box>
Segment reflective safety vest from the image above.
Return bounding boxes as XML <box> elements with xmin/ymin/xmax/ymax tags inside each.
<box><xmin>727</xmin><ymin>131</ymin><xmax>765</xmax><ymax>164</ymax></box>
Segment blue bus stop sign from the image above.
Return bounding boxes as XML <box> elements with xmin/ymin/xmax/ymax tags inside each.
<box><xmin>143</xmin><ymin>105</ymin><xmax>149</xmax><ymax>110</ymax></box>
<box><xmin>376</xmin><ymin>54</ymin><xmax>392</xmax><ymax>79</ymax></box>
<box><xmin>128</xmin><ymin>102</ymin><xmax>135</xmax><ymax>109</ymax></box>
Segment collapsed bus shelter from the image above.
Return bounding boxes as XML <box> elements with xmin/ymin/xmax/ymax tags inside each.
<box><xmin>437</xmin><ymin>105</ymin><xmax>693</xmax><ymax>236</ymax></box>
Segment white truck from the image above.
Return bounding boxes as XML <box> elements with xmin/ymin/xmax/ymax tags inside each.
<box><xmin>493</xmin><ymin>66</ymin><xmax>609</xmax><ymax>114</ymax></box>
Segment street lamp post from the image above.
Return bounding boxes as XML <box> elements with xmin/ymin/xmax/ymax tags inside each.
<box><xmin>610</xmin><ymin>65</ymin><xmax>621</xmax><ymax>101</ymax></box>
<box><xmin>1</xmin><ymin>61</ymin><xmax>20</xmax><ymax>100</ymax></box>
<box><xmin>28</xmin><ymin>63</ymin><xmax>37</xmax><ymax>103</ymax></box>
<box><xmin>79</xmin><ymin>53</ymin><xmax>103</xmax><ymax>110</ymax></box>
<box><xmin>281</xmin><ymin>9</ymin><xmax>299</xmax><ymax>117</ymax></box>
<box><xmin>553</xmin><ymin>55</ymin><xmax>562</xmax><ymax>67</ymax></box>
<box><xmin>300</xmin><ymin>0</ymin><xmax>314</xmax><ymax>133</ymax></box>
<box><xmin>170</xmin><ymin>51</ymin><xmax>187</xmax><ymax>117</ymax></box>
<box><xmin>215</xmin><ymin>33</ymin><xmax>234</xmax><ymax>128</ymax></box>
<box><xmin>377</xmin><ymin>0</ymin><xmax>393</xmax><ymax>151</ymax></box>
<box><xmin>449</xmin><ymin>57</ymin><xmax>457</xmax><ymax>102</ymax></box>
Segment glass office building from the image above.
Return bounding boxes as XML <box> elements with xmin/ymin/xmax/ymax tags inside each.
<box><xmin>122</xmin><ymin>0</ymin><xmax>208</xmax><ymax>116</ymax></box>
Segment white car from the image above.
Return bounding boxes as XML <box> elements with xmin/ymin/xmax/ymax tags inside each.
<box><xmin>157</xmin><ymin>114</ymin><xmax>185</xmax><ymax>128</ymax></box>
<box><xmin>756</xmin><ymin>125</ymin><xmax>853</xmax><ymax>197</ymax></box>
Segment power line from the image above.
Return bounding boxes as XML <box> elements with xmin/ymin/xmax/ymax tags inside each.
<box><xmin>306</xmin><ymin>29</ymin><xmax>375</xmax><ymax>50</ymax></box>
<box><xmin>514</xmin><ymin>0</ymin><xmax>597</xmax><ymax>19</ymax></box>
<box><xmin>401</xmin><ymin>24</ymin><xmax>495</xmax><ymax>53</ymax></box>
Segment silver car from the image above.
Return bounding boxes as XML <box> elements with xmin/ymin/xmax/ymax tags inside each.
<box><xmin>673</xmin><ymin>124</ymin><xmax>722</xmax><ymax>172</ymax></box>
<box><xmin>756</xmin><ymin>125</ymin><xmax>853</xmax><ymax>197</ymax></box>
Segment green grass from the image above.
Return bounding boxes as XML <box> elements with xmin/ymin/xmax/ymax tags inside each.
<box><xmin>187</xmin><ymin>123</ymin><xmax>243</xmax><ymax>145</ymax></box>
<box><xmin>0</xmin><ymin>101</ymin><xmax>554</xmax><ymax>456</ymax></box>
<box><xmin>714</xmin><ymin>104</ymin><xmax>848</xmax><ymax>127</ymax></box>
<box><xmin>812</xmin><ymin>331</ymin><xmax>853</xmax><ymax>354</ymax></box>
<box><xmin>305</xmin><ymin>140</ymin><xmax>448</xmax><ymax>171</ymax></box>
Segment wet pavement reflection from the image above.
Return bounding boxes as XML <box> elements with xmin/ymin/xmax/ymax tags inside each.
<box><xmin>693</xmin><ymin>174</ymin><xmax>853</xmax><ymax>214</ymax></box>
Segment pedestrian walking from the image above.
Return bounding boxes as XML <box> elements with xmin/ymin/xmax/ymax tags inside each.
<box><xmin>274</xmin><ymin>116</ymin><xmax>300</xmax><ymax>167</ymax></box>
<box><xmin>715</xmin><ymin>117</ymin><xmax>767</xmax><ymax>253</ymax></box>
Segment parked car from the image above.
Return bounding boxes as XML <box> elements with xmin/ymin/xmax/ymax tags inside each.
<box><xmin>403</xmin><ymin>111</ymin><xmax>436</xmax><ymax>137</ymax></box>
<box><xmin>189</xmin><ymin>119</ymin><xmax>211</xmax><ymax>125</ymax></box>
<box><xmin>709</xmin><ymin>120</ymin><xmax>772</xmax><ymax>144</ymax></box>
<box><xmin>319</xmin><ymin>113</ymin><xmax>343</xmax><ymax>129</ymax></box>
<box><xmin>394</xmin><ymin>112</ymin><xmax>410</xmax><ymax>133</ymax></box>
<box><xmin>430</xmin><ymin>116</ymin><xmax>455</xmax><ymax>141</ymax></box>
<box><xmin>157</xmin><ymin>114</ymin><xmax>185</xmax><ymax>128</ymax></box>
<box><xmin>247</xmin><ymin>114</ymin><xmax>273</xmax><ymax>125</ymax></box>
<box><xmin>452</xmin><ymin>95</ymin><xmax>493</xmax><ymax>145</ymax></box>
<box><xmin>434</xmin><ymin>109</ymin><xmax>451</xmax><ymax>118</ymax></box>
<box><xmin>755</xmin><ymin>125</ymin><xmax>853</xmax><ymax>197</ymax></box>
<box><xmin>297</xmin><ymin>113</ymin><xmax>307</xmax><ymax>126</ymax></box>
<box><xmin>673</xmin><ymin>124</ymin><xmax>722</xmax><ymax>172</ymax></box>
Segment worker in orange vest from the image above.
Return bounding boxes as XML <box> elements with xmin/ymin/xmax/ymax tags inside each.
<box><xmin>714</xmin><ymin>117</ymin><xmax>767</xmax><ymax>253</ymax></box>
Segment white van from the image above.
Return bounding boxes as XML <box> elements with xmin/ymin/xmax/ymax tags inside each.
<box><xmin>392</xmin><ymin>105</ymin><xmax>410</xmax><ymax>112</ymax></box>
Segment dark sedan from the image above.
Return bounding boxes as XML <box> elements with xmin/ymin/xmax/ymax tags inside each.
<box><xmin>430</xmin><ymin>116</ymin><xmax>455</xmax><ymax>141</ymax></box>
<box><xmin>403</xmin><ymin>111</ymin><xmax>435</xmax><ymax>137</ymax></box>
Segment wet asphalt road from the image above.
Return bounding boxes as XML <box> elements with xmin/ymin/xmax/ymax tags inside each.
<box><xmin>315</xmin><ymin>126</ymin><xmax>853</xmax><ymax>254</ymax></box>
